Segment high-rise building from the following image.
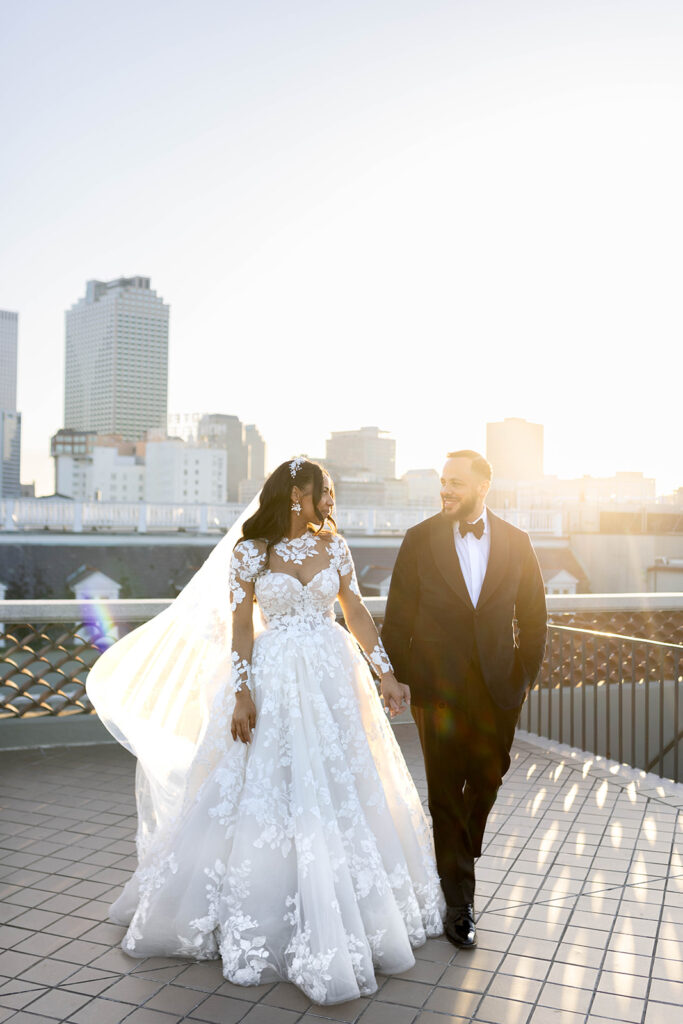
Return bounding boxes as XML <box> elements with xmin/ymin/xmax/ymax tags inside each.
<box><xmin>0</xmin><ymin>310</ymin><xmax>21</xmax><ymax>499</ymax></box>
<box><xmin>326</xmin><ymin>427</ymin><xmax>396</xmax><ymax>480</ymax></box>
<box><xmin>0</xmin><ymin>310</ymin><xmax>18</xmax><ymax>412</ymax></box>
<box><xmin>167</xmin><ymin>412</ymin><xmax>201</xmax><ymax>443</ymax></box>
<box><xmin>198</xmin><ymin>414</ymin><xmax>248</xmax><ymax>502</ymax></box>
<box><xmin>64</xmin><ymin>277</ymin><xmax>169</xmax><ymax>442</ymax></box>
<box><xmin>0</xmin><ymin>412</ymin><xmax>21</xmax><ymax>499</ymax></box>
<box><xmin>244</xmin><ymin>424</ymin><xmax>266</xmax><ymax>482</ymax></box>
<box><xmin>486</xmin><ymin>418</ymin><xmax>544</xmax><ymax>480</ymax></box>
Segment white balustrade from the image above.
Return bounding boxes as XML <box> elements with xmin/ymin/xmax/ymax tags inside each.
<box><xmin>0</xmin><ymin>500</ymin><xmax>565</xmax><ymax>536</ymax></box>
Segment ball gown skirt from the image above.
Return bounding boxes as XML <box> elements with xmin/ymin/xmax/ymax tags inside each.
<box><xmin>107</xmin><ymin>567</ymin><xmax>445</xmax><ymax>1005</ymax></box>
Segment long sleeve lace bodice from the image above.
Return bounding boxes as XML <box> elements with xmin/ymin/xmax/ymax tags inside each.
<box><xmin>228</xmin><ymin>532</ymin><xmax>392</xmax><ymax>692</ymax></box>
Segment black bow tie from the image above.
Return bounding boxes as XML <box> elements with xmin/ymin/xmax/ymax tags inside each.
<box><xmin>459</xmin><ymin>519</ymin><xmax>484</xmax><ymax>540</ymax></box>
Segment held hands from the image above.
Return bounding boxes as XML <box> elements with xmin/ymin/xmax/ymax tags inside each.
<box><xmin>231</xmin><ymin>689</ymin><xmax>257</xmax><ymax>744</ymax></box>
<box><xmin>380</xmin><ymin>673</ymin><xmax>411</xmax><ymax>718</ymax></box>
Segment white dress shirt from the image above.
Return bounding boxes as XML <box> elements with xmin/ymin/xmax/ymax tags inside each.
<box><xmin>453</xmin><ymin>506</ymin><xmax>491</xmax><ymax>607</ymax></box>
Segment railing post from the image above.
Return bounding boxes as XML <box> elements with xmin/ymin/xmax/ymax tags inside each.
<box><xmin>73</xmin><ymin>503</ymin><xmax>83</xmax><ymax>533</ymax></box>
<box><xmin>199</xmin><ymin>505</ymin><xmax>209</xmax><ymax>534</ymax></box>
<box><xmin>138</xmin><ymin>504</ymin><xmax>147</xmax><ymax>534</ymax></box>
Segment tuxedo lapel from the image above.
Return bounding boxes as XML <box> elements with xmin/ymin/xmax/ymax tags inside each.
<box><xmin>429</xmin><ymin>514</ymin><xmax>474</xmax><ymax>609</ymax></box>
<box><xmin>477</xmin><ymin>510</ymin><xmax>510</xmax><ymax>608</ymax></box>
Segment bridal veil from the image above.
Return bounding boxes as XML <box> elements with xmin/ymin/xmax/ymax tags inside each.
<box><xmin>86</xmin><ymin>494</ymin><xmax>261</xmax><ymax>856</ymax></box>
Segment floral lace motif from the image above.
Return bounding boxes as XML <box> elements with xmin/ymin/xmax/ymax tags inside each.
<box><xmin>273</xmin><ymin>533</ymin><xmax>320</xmax><ymax>565</ymax></box>
<box><xmin>329</xmin><ymin>534</ymin><xmax>362</xmax><ymax>597</ymax></box>
<box><xmin>230</xmin><ymin>652</ymin><xmax>252</xmax><ymax>694</ymax></box>
<box><xmin>368</xmin><ymin>639</ymin><xmax>393</xmax><ymax>675</ymax></box>
<box><xmin>229</xmin><ymin>540</ymin><xmax>266</xmax><ymax>610</ymax></box>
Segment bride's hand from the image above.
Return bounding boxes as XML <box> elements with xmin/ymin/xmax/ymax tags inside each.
<box><xmin>231</xmin><ymin>690</ymin><xmax>257</xmax><ymax>744</ymax></box>
<box><xmin>380</xmin><ymin>673</ymin><xmax>411</xmax><ymax>718</ymax></box>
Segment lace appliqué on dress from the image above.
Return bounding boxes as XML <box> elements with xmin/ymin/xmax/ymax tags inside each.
<box><xmin>329</xmin><ymin>535</ymin><xmax>362</xmax><ymax>598</ymax></box>
<box><xmin>229</xmin><ymin>541</ymin><xmax>266</xmax><ymax>611</ymax></box>
<box><xmin>273</xmin><ymin>533</ymin><xmax>319</xmax><ymax>565</ymax></box>
<box><xmin>230</xmin><ymin>652</ymin><xmax>252</xmax><ymax>694</ymax></box>
<box><xmin>368</xmin><ymin>639</ymin><xmax>393</xmax><ymax>675</ymax></box>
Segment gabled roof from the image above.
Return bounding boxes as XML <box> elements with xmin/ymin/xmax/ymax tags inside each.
<box><xmin>66</xmin><ymin>565</ymin><xmax>120</xmax><ymax>587</ymax></box>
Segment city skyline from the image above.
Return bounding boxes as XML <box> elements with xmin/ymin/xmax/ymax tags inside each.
<box><xmin>2</xmin><ymin>1</ymin><xmax>682</xmax><ymax>496</ymax></box>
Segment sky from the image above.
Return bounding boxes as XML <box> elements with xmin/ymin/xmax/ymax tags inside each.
<box><xmin>1</xmin><ymin>0</ymin><xmax>682</xmax><ymax>496</ymax></box>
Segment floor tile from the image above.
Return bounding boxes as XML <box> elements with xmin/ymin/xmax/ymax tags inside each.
<box><xmin>473</xmin><ymin>993</ymin><xmax>532</xmax><ymax>1024</ymax></box>
<box><xmin>68</xmin><ymin>999</ymin><xmax>134</xmax><ymax>1024</ymax></box>
<box><xmin>187</xmin><ymin>993</ymin><xmax>260</xmax><ymax>1023</ymax></box>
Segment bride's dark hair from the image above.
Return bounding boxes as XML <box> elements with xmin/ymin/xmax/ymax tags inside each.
<box><xmin>241</xmin><ymin>459</ymin><xmax>336</xmax><ymax>560</ymax></box>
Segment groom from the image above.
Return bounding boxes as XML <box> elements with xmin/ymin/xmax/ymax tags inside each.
<box><xmin>382</xmin><ymin>450</ymin><xmax>547</xmax><ymax>947</ymax></box>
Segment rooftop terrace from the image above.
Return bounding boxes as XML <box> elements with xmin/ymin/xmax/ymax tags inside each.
<box><xmin>1</xmin><ymin>724</ymin><xmax>682</xmax><ymax>1024</ymax></box>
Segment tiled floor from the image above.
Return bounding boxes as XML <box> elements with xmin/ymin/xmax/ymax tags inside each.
<box><xmin>0</xmin><ymin>725</ymin><xmax>682</xmax><ymax>1024</ymax></box>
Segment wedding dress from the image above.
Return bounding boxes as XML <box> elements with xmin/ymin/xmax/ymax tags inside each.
<box><xmin>89</xmin><ymin>527</ymin><xmax>444</xmax><ymax>1005</ymax></box>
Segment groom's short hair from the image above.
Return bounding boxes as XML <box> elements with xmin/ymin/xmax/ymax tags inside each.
<box><xmin>446</xmin><ymin>450</ymin><xmax>493</xmax><ymax>482</ymax></box>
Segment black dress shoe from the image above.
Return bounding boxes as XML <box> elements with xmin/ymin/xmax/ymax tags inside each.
<box><xmin>444</xmin><ymin>904</ymin><xmax>477</xmax><ymax>948</ymax></box>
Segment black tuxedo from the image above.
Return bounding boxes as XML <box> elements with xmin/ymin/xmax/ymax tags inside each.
<box><xmin>382</xmin><ymin>509</ymin><xmax>547</xmax><ymax>906</ymax></box>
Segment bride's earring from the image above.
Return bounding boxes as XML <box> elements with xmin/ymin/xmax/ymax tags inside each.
<box><xmin>291</xmin><ymin>500</ymin><xmax>302</xmax><ymax>514</ymax></box>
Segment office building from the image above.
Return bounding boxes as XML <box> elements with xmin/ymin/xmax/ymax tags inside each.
<box><xmin>244</xmin><ymin>424</ymin><xmax>266</xmax><ymax>482</ymax></box>
<box><xmin>0</xmin><ymin>311</ymin><xmax>18</xmax><ymax>412</ymax></box>
<box><xmin>0</xmin><ymin>310</ymin><xmax>21</xmax><ymax>498</ymax></box>
<box><xmin>326</xmin><ymin>427</ymin><xmax>396</xmax><ymax>480</ymax></box>
<box><xmin>197</xmin><ymin>414</ymin><xmax>248</xmax><ymax>502</ymax></box>
<box><xmin>486</xmin><ymin>418</ymin><xmax>544</xmax><ymax>480</ymax></box>
<box><xmin>64</xmin><ymin>277</ymin><xmax>169</xmax><ymax>441</ymax></box>
<box><xmin>145</xmin><ymin>440</ymin><xmax>226</xmax><ymax>504</ymax></box>
<box><xmin>0</xmin><ymin>412</ymin><xmax>21</xmax><ymax>499</ymax></box>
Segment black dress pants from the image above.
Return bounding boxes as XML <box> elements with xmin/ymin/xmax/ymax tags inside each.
<box><xmin>412</xmin><ymin>660</ymin><xmax>519</xmax><ymax>908</ymax></box>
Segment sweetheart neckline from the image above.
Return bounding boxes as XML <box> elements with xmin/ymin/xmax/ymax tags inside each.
<box><xmin>262</xmin><ymin>566</ymin><xmax>335</xmax><ymax>589</ymax></box>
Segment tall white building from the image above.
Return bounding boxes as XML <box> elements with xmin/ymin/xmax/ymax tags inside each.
<box><xmin>326</xmin><ymin>427</ymin><xmax>396</xmax><ymax>480</ymax></box>
<box><xmin>0</xmin><ymin>310</ymin><xmax>21</xmax><ymax>498</ymax></box>
<box><xmin>64</xmin><ymin>277</ymin><xmax>169</xmax><ymax>442</ymax></box>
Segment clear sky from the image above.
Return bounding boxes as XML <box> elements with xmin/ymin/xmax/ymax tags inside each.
<box><xmin>2</xmin><ymin>0</ymin><xmax>682</xmax><ymax>496</ymax></box>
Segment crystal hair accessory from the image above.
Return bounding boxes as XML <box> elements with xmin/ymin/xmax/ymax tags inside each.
<box><xmin>289</xmin><ymin>457</ymin><xmax>305</xmax><ymax>478</ymax></box>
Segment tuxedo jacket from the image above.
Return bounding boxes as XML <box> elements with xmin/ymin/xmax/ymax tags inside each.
<box><xmin>382</xmin><ymin>510</ymin><xmax>548</xmax><ymax>710</ymax></box>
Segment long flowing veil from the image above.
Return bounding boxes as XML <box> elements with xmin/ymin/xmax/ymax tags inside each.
<box><xmin>86</xmin><ymin>493</ymin><xmax>262</xmax><ymax>856</ymax></box>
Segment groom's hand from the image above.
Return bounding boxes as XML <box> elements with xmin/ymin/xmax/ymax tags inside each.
<box><xmin>380</xmin><ymin>674</ymin><xmax>411</xmax><ymax>718</ymax></box>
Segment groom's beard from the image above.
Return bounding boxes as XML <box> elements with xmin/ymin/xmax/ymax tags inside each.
<box><xmin>441</xmin><ymin>490</ymin><xmax>478</xmax><ymax>521</ymax></box>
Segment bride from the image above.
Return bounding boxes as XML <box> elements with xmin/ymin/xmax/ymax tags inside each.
<box><xmin>87</xmin><ymin>458</ymin><xmax>444</xmax><ymax>1005</ymax></box>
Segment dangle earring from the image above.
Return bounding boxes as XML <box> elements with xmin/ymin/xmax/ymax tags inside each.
<box><xmin>291</xmin><ymin>500</ymin><xmax>302</xmax><ymax>515</ymax></box>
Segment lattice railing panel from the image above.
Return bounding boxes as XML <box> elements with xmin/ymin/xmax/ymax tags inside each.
<box><xmin>0</xmin><ymin>622</ymin><xmax>119</xmax><ymax>718</ymax></box>
<box><xmin>540</xmin><ymin>627</ymin><xmax>683</xmax><ymax>689</ymax></box>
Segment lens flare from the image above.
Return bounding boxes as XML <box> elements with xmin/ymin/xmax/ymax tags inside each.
<box><xmin>79</xmin><ymin>599</ymin><xmax>118</xmax><ymax>651</ymax></box>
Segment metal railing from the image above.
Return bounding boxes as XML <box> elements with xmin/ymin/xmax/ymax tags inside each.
<box><xmin>0</xmin><ymin>601</ymin><xmax>162</xmax><ymax>719</ymax></box>
<box><xmin>1</xmin><ymin>597</ymin><xmax>682</xmax><ymax>781</ymax></box>
<box><xmin>523</xmin><ymin>624</ymin><xmax>683</xmax><ymax>782</ymax></box>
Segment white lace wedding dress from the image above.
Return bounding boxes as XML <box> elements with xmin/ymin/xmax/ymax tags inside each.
<box><xmin>108</xmin><ymin>532</ymin><xmax>444</xmax><ymax>1005</ymax></box>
